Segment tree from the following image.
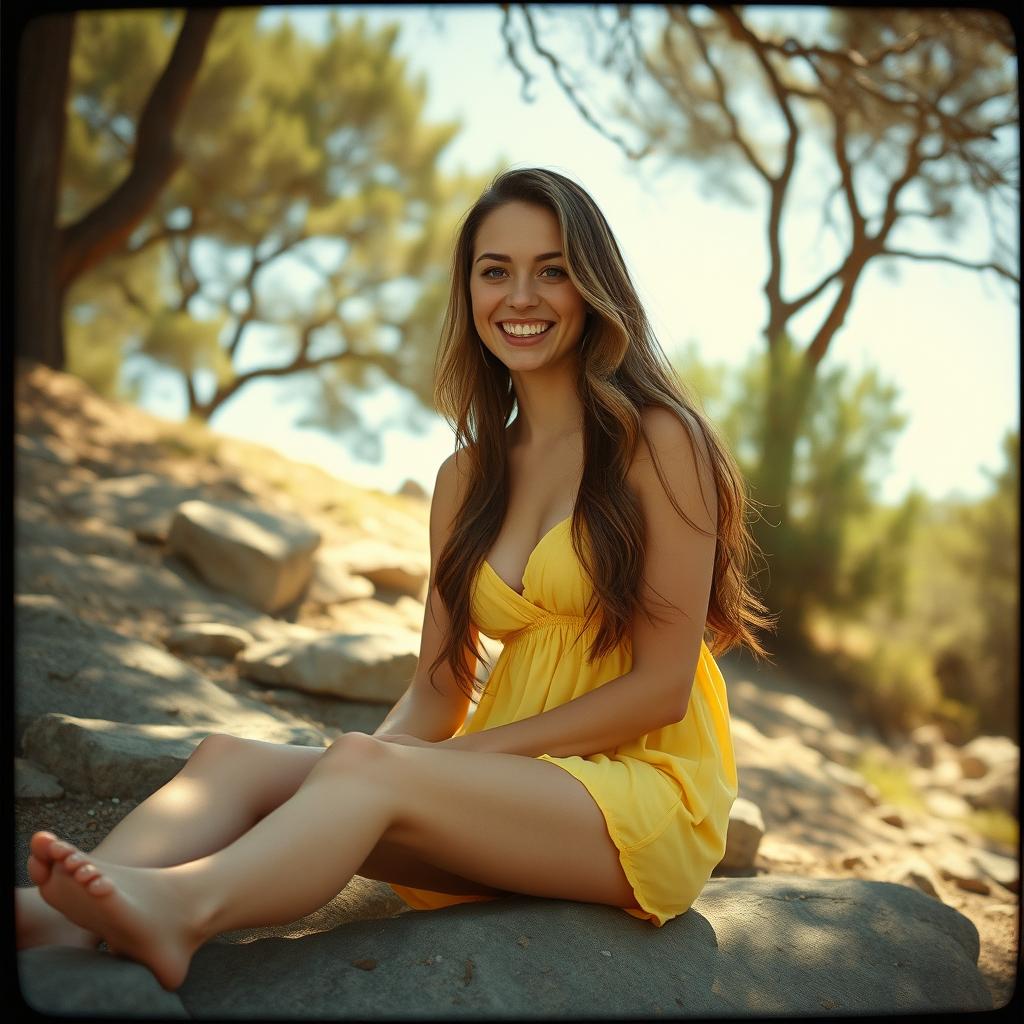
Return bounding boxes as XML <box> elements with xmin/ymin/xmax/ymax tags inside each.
<box><xmin>932</xmin><ymin>430</ymin><xmax>1019</xmax><ymax>739</ymax></box>
<box><xmin>61</xmin><ymin>9</ymin><xmax>499</xmax><ymax>442</ymax></box>
<box><xmin>674</xmin><ymin>337</ymin><xmax>919</xmax><ymax>638</ymax></box>
<box><xmin>500</xmin><ymin>5</ymin><xmax>1019</xmax><ymax>649</ymax></box>
<box><xmin>15</xmin><ymin>10</ymin><xmax>220</xmax><ymax>372</ymax></box>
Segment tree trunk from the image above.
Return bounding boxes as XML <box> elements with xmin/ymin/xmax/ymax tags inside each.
<box><xmin>58</xmin><ymin>9</ymin><xmax>221</xmax><ymax>290</ymax></box>
<box><xmin>749</xmin><ymin>333</ymin><xmax>818</xmax><ymax>650</ymax></box>
<box><xmin>15</xmin><ymin>15</ymin><xmax>74</xmax><ymax>369</ymax></box>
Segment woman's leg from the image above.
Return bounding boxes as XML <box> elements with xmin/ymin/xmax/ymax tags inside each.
<box><xmin>19</xmin><ymin>732</ymin><xmax>507</xmax><ymax>950</ymax></box>
<box><xmin>17</xmin><ymin>734</ymin><xmax>325</xmax><ymax>950</ymax></box>
<box><xmin>31</xmin><ymin>733</ymin><xmax>637</xmax><ymax>991</ymax></box>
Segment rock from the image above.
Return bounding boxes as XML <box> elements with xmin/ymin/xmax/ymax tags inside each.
<box><xmin>718</xmin><ymin>797</ymin><xmax>764</xmax><ymax>870</ymax></box>
<box><xmin>168</xmin><ymin>500</ymin><xmax>320</xmax><ymax>613</ymax></box>
<box><xmin>930</xmin><ymin>758</ymin><xmax>964</xmax><ymax>788</ymax></box>
<box><xmin>396</xmin><ymin>478</ymin><xmax>428</xmax><ymax>500</ymax></box>
<box><xmin>60</xmin><ymin>473</ymin><xmax>212</xmax><ymax>540</ymax></box>
<box><xmin>236</xmin><ymin>632</ymin><xmax>420</xmax><ymax>703</ymax></box>
<box><xmin>905</xmin><ymin>826</ymin><xmax>938</xmax><ymax>847</ymax></box>
<box><xmin>929</xmin><ymin>845</ymin><xmax>992</xmax><ymax>895</ymax></box>
<box><xmin>816</xmin><ymin>728</ymin><xmax>863</xmax><ymax>768</ymax></box>
<box><xmin>955</xmin><ymin>761</ymin><xmax>1017</xmax><ymax>817</ymax></box>
<box><xmin>19</xmin><ymin>947</ymin><xmax>189</xmax><ymax>1019</ymax></box>
<box><xmin>340</xmin><ymin>538</ymin><xmax>429</xmax><ymax>598</ymax></box>
<box><xmin>880</xmin><ymin>853</ymin><xmax>951</xmax><ymax>902</ymax></box>
<box><xmin>326</xmin><ymin>596</ymin><xmax>423</xmax><ymax>636</ymax></box>
<box><xmin>15</xmin><ymin>757</ymin><xmax>64</xmax><ymax>800</ymax></box>
<box><xmin>17</xmin><ymin>878</ymin><xmax>992</xmax><ymax>1016</ymax></box>
<box><xmin>17</xmin><ymin>540</ymin><xmax>260</xmax><ymax>628</ymax></box>
<box><xmin>21</xmin><ymin>712</ymin><xmax>328</xmax><ymax>800</ymax></box>
<box><xmin>14</xmin><ymin>593</ymin><xmax>329</xmax><ymax>750</ymax></box>
<box><xmin>969</xmin><ymin>848</ymin><xmax>1019</xmax><ymax>893</ymax></box>
<box><xmin>958</xmin><ymin>735</ymin><xmax>1018</xmax><ymax>779</ymax></box>
<box><xmin>16</xmin><ymin>431</ymin><xmax>77</xmax><ymax>466</ymax></box>
<box><xmin>875</xmin><ymin>805</ymin><xmax>905</xmax><ymax>829</ymax></box>
<box><xmin>922</xmin><ymin>789</ymin><xmax>974</xmax><ymax>821</ymax></box>
<box><xmin>908</xmin><ymin>724</ymin><xmax>947</xmax><ymax>769</ymax></box>
<box><xmin>307</xmin><ymin>550</ymin><xmax>377</xmax><ymax>605</ymax></box>
<box><xmin>820</xmin><ymin>761</ymin><xmax>881</xmax><ymax>805</ymax></box>
<box><xmin>165</xmin><ymin>622</ymin><xmax>255</xmax><ymax>657</ymax></box>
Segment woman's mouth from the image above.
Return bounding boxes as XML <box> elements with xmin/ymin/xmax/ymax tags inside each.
<box><xmin>499</xmin><ymin>321</ymin><xmax>553</xmax><ymax>345</ymax></box>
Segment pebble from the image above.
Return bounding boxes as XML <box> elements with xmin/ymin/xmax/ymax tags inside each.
<box><xmin>600</xmin><ymin>950</ymin><xmax>611</xmax><ymax>957</ymax></box>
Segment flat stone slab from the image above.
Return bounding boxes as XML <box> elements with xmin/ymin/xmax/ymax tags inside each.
<box><xmin>16</xmin><ymin>877</ymin><xmax>991</xmax><ymax>1018</ymax></box>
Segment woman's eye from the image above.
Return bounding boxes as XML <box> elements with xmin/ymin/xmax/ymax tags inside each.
<box><xmin>480</xmin><ymin>265</ymin><xmax>566</xmax><ymax>280</ymax></box>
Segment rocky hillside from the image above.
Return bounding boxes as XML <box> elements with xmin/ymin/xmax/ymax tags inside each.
<box><xmin>13</xmin><ymin>362</ymin><xmax>1018</xmax><ymax>1008</ymax></box>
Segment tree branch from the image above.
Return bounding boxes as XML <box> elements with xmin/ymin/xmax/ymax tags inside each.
<box><xmin>673</xmin><ymin>7</ymin><xmax>771</xmax><ymax>183</ymax></box>
<box><xmin>879</xmin><ymin>247</ymin><xmax>1019</xmax><ymax>284</ymax></box>
<box><xmin>499</xmin><ymin>3</ymin><xmax>535</xmax><ymax>102</ymax></box>
<box><xmin>715</xmin><ymin>7</ymin><xmax>801</xmax><ymax>348</ymax></box>
<box><xmin>58</xmin><ymin>9</ymin><xmax>221</xmax><ymax>291</ymax></box>
<box><xmin>199</xmin><ymin>342</ymin><xmax>392</xmax><ymax>420</ymax></box>
<box><xmin>514</xmin><ymin>4</ymin><xmax>648</xmax><ymax>159</ymax></box>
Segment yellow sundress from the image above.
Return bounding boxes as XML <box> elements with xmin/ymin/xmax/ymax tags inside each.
<box><xmin>387</xmin><ymin>514</ymin><xmax>738</xmax><ymax>926</ymax></box>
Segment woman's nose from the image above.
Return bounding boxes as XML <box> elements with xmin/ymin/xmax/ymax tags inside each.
<box><xmin>506</xmin><ymin>274</ymin><xmax>539</xmax><ymax>308</ymax></box>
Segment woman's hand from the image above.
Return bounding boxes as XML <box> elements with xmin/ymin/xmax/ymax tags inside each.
<box><xmin>374</xmin><ymin>733</ymin><xmax>437</xmax><ymax>748</ymax></box>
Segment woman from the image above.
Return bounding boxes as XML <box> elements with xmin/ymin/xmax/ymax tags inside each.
<box><xmin>17</xmin><ymin>167</ymin><xmax>776</xmax><ymax>992</ymax></box>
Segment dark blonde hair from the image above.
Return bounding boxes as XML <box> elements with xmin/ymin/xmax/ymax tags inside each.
<box><xmin>430</xmin><ymin>167</ymin><xmax>777</xmax><ymax>699</ymax></box>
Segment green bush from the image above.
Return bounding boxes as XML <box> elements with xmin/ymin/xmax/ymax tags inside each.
<box><xmin>848</xmin><ymin>639</ymin><xmax>942</xmax><ymax>736</ymax></box>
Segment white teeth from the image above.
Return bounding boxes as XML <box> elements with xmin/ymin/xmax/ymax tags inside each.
<box><xmin>501</xmin><ymin>322</ymin><xmax>551</xmax><ymax>337</ymax></box>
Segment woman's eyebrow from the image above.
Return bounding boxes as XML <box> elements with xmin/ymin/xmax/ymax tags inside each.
<box><xmin>474</xmin><ymin>251</ymin><xmax>564</xmax><ymax>264</ymax></box>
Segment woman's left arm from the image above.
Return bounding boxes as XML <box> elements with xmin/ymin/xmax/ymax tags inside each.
<box><xmin>441</xmin><ymin>408</ymin><xmax>719</xmax><ymax>759</ymax></box>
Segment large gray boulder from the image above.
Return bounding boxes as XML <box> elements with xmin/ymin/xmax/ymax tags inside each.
<box><xmin>14</xmin><ymin>594</ymin><xmax>322</xmax><ymax>746</ymax></box>
<box><xmin>168</xmin><ymin>500</ymin><xmax>321</xmax><ymax>613</ymax></box>
<box><xmin>236</xmin><ymin>631</ymin><xmax>420</xmax><ymax>703</ymax></box>
<box><xmin>17</xmin><ymin>877</ymin><xmax>991</xmax><ymax>1018</ymax></box>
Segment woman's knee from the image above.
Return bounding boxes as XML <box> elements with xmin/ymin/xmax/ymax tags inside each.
<box><xmin>186</xmin><ymin>732</ymin><xmax>246</xmax><ymax>765</ymax></box>
<box><xmin>183</xmin><ymin>733</ymin><xmax>328</xmax><ymax>819</ymax></box>
<box><xmin>316</xmin><ymin>731</ymin><xmax>392</xmax><ymax>776</ymax></box>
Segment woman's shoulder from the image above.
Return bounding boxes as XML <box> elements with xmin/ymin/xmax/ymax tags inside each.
<box><xmin>634</xmin><ymin>404</ymin><xmax>708</xmax><ymax>464</ymax></box>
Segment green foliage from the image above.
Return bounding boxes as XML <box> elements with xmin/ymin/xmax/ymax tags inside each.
<box><xmin>856</xmin><ymin>638</ymin><xmax>943</xmax><ymax>733</ymax></box>
<box><xmin>675</xmin><ymin>342</ymin><xmax>1017</xmax><ymax>742</ymax></box>
<box><xmin>673</xmin><ymin>340</ymin><xmax>913</xmax><ymax>628</ymax></box>
<box><xmin>61</xmin><ymin>9</ymin><xmax>494</xmax><ymax>429</ymax></box>
<box><xmin>962</xmin><ymin>807</ymin><xmax>1018</xmax><ymax>850</ymax></box>
<box><xmin>925</xmin><ymin>430</ymin><xmax>1019</xmax><ymax>739</ymax></box>
<box><xmin>854</xmin><ymin>748</ymin><xmax>928</xmax><ymax>814</ymax></box>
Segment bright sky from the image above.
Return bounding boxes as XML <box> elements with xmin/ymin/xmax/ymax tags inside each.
<box><xmin>137</xmin><ymin>5</ymin><xmax>1019</xmax><ymax>508</ymax></box>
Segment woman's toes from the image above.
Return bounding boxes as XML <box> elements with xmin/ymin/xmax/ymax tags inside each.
<box><xmin>85</xmin><ymin>875</ymin><xmax>114</xmax><ymax>896</ymax></box>
<box><xmin>27</xmin><ymin>853</ymin><xmax>52</xmax><ymax>886</ymax></box>
<box><xmin>47</xmin><ymin>839</ymin><xmax>76</xmax><ymax>867</ymax></box>
<box><xmin>73</xmin><ymin>863</ymin><xmax>99</xmax><ymax>885</ymax></box>
<box><xmin>29</xmin><ymin>831</ymin><xmax>60</xmax><ymax>864</ymax></box>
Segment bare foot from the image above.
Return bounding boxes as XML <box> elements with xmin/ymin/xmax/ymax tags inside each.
<box><xmin>32</xmin><ymin>832</ymin><xmax>204</xmax><ymax>991</ymax></box>
<box><xmin>20</xmin><ymin>832</ymin><xmax>102</xmax><ymax>950</ymax></box>
<box><xmin>16</xmin><ymin>885</ymin><xmax>101</xmax><ymax>951</ymax></box>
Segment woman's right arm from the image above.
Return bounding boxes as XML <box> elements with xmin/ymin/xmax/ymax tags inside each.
<box><xmin>372</xmin><ymin>450</ymin><xmax>478</xmax><ymax>743</ymax></box>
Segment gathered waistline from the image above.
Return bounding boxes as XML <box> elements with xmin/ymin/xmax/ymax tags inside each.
<box><xmin>503</xmin><ymin>614</ymin><xmax>598</xmax><ymax>646</ymax></box>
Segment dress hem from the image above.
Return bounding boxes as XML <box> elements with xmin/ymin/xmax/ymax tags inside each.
<box><xmin>535</xmin><ymin>753</ymin><xmax>674</xmax><ymax>927</ymax></box>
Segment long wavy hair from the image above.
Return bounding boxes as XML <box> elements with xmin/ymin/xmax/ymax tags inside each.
<box><xmin>429</xmin><ymin>167</ymin><xmax>777</xmax><ymax>701</ymax></box>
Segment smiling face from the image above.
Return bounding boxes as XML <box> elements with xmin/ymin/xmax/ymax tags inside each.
<box><xmin>469</xmin><ymin>201</ymin><xmax>587</xmax><ymax>369</ymax></box>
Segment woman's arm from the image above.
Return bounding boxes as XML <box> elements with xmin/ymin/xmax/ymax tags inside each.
<box><xmin>439</xmin><ymin>668</ymin><xmax>687</xmax><ymax>756</ymax></box>
<box><xmin>373</xmin><ymin>451</ymin><xmax>477</xmax><ymax>743</ymax></box>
